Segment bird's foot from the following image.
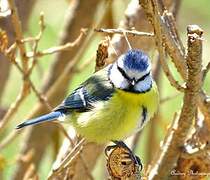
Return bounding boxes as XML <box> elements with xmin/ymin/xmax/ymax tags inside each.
<box><xmin>105</xmin><ymin>140</ymin><xmax>143</xmax><ymax>171</ymax></box>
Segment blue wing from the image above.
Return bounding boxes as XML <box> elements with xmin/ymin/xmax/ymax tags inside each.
<box><xmin>54</xmin><ymin>66</ymin><xmax>115</xmax><ymax>112</ymax></box>
<box><xmin>16</xmin><ymin>66</ymin><xmax>114</xmax><ymax>129</ymax></box>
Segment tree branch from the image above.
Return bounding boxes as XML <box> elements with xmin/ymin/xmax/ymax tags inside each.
<box><xmin>0</xmin><ymin>0</ymin><xmax>35</xmax><ymax>103</ymax></box>
<box><xmin>148</xmin><ymin>24</ymin><xmax>203</xmax><ymax>180</ymax></box>
<box><xmin>95</xmin><ymin>28</ymin><xmax>154</xmax><ymax>37</ymax></box>
<box><xmin>7</xmin><ymin>0</ymin><xmax>28</xmax><ymax>73</ymax></box>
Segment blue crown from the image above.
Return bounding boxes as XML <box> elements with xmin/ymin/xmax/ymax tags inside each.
<box><xmin>123</xmin><ymin>49</ymin><xmax>149</xmax><ymax>71</ymax></box>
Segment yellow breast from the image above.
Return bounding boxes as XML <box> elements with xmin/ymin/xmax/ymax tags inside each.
<box><xmin>72</xmin><ymin>83</ymin><xmax>159</xmax><ymax>143</ymax></box>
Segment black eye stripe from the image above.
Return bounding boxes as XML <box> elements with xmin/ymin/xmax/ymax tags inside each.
<box><xmin>117</xmin><ymin>64</ymin><xmax>150</xmax><ymax>83</ymax></box>
<box><xmin>117</xmin><ymin>65</ymin><xmax>132</xmax><ymax>81</ymax></box>
<box><xmin>136</xmin><ymin>72</ymin><xmax>150</xmax><ymax>83</ymax></box>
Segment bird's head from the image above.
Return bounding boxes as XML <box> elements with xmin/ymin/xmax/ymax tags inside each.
<box><xmin>109</xmin><ymin>49</ymin><xmax>153</xmax><ymax>93</ymax></box>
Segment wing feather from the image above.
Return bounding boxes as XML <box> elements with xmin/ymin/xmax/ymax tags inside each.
<box><xmin>54</xmin><ymin>66</ymin><xmax>114</xmax><ymax>112</ymax></box>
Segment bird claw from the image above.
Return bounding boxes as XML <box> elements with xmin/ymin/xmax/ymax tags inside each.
<box><xmin>105</xmin><ymin>144</ymin><xmax>117</xmax><ymax>157</ymax></box>
<box><xmin>105</xmin><ymin>140</ymin><xmax>143</xmax><ymax>170</ymax></box>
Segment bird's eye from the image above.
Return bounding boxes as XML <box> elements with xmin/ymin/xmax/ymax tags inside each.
<box><xmin>136</xmin><ymin>72</ymin><xmax>150</xmax><ymax>83</ymax></box>
<box><xmin>117</xmin><ymin>65</ymin><xmax>132</xmax><ymax>82</ymax></box>
<box><xmin>117</xmin><ymin>62</ymin><xmax>150</xmax><ymax>85</ymax></box>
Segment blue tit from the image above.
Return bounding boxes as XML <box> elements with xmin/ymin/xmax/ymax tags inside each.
<box><xmin>16</xmin><ymin>49</ymin><xmax>159</xmax><ymax>145</ymax></box>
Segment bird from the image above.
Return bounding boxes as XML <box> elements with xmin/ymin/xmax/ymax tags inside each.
<box><xmin>16</xmin><ymin>49</ymin><xmax>159</xmax><ymax>165</ymax></box>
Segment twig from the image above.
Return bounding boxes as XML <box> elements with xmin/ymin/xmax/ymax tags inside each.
<box><xmin>146</xmin><ymin>0</ymin><xmax>185</xmax><ymax>92</ymax></box>
<box><xmin>8</xmin><ymin>0</ymin><xmax>28</xmax><ymax>73</ymax></box>
<box><xmin>0</xmin><ymin>86</ymin><xmax>27</xmax><ymax>132</ymax></box>
<box><xmin>160</xmin><ymin>13</ymin><xmax>187</xmax><ymax>80</ymax></box>
<box><xmin>0</xmin><ymin>0</ymin><xmax>32</xmax><ymax>133</ymax></box>
<box><xmin>95</xmin><ymin>28</ymin><xmax>154</xmax><ymax>37</ymax></box>
<box><xmin>5</xmin><ymin>42</ymin><xmax>17</xmax><ymax>56</ymax></box>
<box><xmin>148</xmin><ymin>24</ymin><xmax>203</xmax><ymax>180</ymax></box>
<box><xmin>26</xmin><ymin>29</ymin><xmax>87</xmax><ymax>58</ymax></box>
<box><xmin>29</xmin><ymin>80</ymin><xmax>51</xmax><ymax>110</ymax></box>
<box><xmin>139</xmin><ymin>3</ymin><xmax>210</xmax><ymax>177</ymax></box>
<box><xmin>139</xmin><ymin>0</ymin><xmax>187</xmax><ymax>79</ymax></box>
<box><xmin>6</xmin><ymin>55</ymin><xmax>52</xmax><ymax>113</ymax></box>
<box><xmin>51</xmin><ymin>122</ymin><xmax>74</xmax><ymax>147</ymax></box>
<box><xmin>41</xmin><ymin>0</ymin><xmax>100</xmax><ymax>92</ymax></box>
<box><xmin>162</xmin><ymin>11</ymin><xmax>185</xmax><ymax>55</ymax></box>
<box><xmin>27</xmin><ymin>12</ymin><xmax>46</xmax><ymax>75</ymax></box>
<box><xmin>23</xmin><ymin>163</ymin><xmax>39</xmax><ymax>180</ymax></box>
<box><xmin>172</xmin><ymin>0</ymin><xmax>181</xmax><ymax>18</ymax></box>
<box><xmin>0</xmin><ymin>56</ymin><xmax>51</xmax><ymax>133</ymax></box>
<box><xmin>0</xmin><ymin>29</ymin><xmax>87</xmax><ymax>134</ymax></box>
<box><xmin>160</xmin><ymin>54</ymin><xmax>185</xmax><ymax>92</ymax></box>
<box><xmin>48</xmin><ymin>138</ymin><xmax>86</xmax><ymax>179</ymax></box>
<box><xmin>0</xmin><ymin>0</ymin><xmax>35</xmax><ymax>105</ymax></box>
<box><xmin>0</xmin><ymin>15</ymin><xmax>84</xmax><ymax>153</ymax></box>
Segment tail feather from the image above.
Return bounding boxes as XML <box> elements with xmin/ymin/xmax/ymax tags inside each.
<box><xmin>16</xmin><ymin>111</ymin><xmax>63</xmax><ymax>129</ymax></box>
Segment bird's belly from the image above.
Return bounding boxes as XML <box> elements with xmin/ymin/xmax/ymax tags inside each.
<box><xmin>73</xmin><ymin>109</ymin><xmax>142</xmax><ymax>143</ymax></box>
<box><xmin>71</xmin><ymin>96</ymin><xmax>149</xmax><ymax>143</ymax></box>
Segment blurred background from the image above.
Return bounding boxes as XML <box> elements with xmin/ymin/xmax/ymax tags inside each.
<box><xmin>0</xmin><ymin>0</ymin><xmax>210</xmax><ymax>179</ymax></box>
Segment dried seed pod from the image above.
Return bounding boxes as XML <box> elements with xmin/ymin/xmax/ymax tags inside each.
<box><xmin>106</xmin><ymin>146</ymin><xmax>141</xmax><ymax>179</ymax></box>
<box><xmin>95</xmin><ymin>38</ymin><xmax>109</xmax><ymax>71</ymax></box>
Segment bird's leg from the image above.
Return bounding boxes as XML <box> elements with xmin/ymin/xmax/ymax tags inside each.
<box><xmin>104</xmin><ymin>144</ymin><xmax>117</xmax><ymax>157</ymax></box>
<box><xmin>105</xmin><ymin>140</ymin><xmax>143</xmax><ymax>170</ymax></box>
<box><xmin>113</xmin><ymin>140</ymin><xmax>142</xmax><ymax>168</ymax></box>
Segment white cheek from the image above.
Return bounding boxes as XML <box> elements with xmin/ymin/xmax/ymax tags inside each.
<box><xmin>109</xmin><ymin>64</ymin><xmax>129</xmax><ymax>89</ymax></box>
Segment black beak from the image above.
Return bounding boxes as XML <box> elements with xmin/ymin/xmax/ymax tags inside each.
<box><xmin>131</xmin><ymin>79</ymin><xmax>136</xmax><ymax>86</ymax></box>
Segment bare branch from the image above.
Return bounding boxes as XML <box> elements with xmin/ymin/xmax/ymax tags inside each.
<box><xmin>0</xmin><ymin>86</ymin><xmax>27</xmax><ymax>132</ymax></box>
<box><xmin>41</xmin><ymin>0</ymin><xmax>101</xmax><ymax>91</ymax></box>
<box><xmin>148</xmin><ymin>0</ymin><xmax>185</xmax><ymax>92</ymax></box>
<box><xmin>0</xmin><ymin>0</ymin><xmax>35</xmax><ymax>103</ymax></box>
<box><xmin>8</xmin><ymin>0</ymin><xmax>28</xmax><ymax>72</ymax></box>
<box><xmin>27</xmin><ymin>12</ymin><xmax>46</xmax><ymax>75</ymax></box>
<box><xmin>26</xmin><ymin>29</ymin><xmax>87</xmax><ymax>58</ymax></box>
<box><xmin>139</xmin><ymin>0</ymin><xmax>187</xmax><ymax>80</ymax></box>
<box><xmin>0</xmin><ymin>14</ymin><xmax>49</xmax><ymax>132</ymax></box>
<box><xmin>95</xmin><ymin>28</ymin><xmax>154</xmax><ymax>37</ymax></box>
<box><xmin>48</xmin><ymin>138</ymin><xmax>86</xmax><ymax>179</ymax></box>
<box><xmin>0</xmin><ymin>0</ymin><xmax>35</xmax><ymax>134</ymax></box>
<box><xmin>148</xmin><ymin>24</ymin><xmax>203</xmax><ymax>179</ymax></box>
